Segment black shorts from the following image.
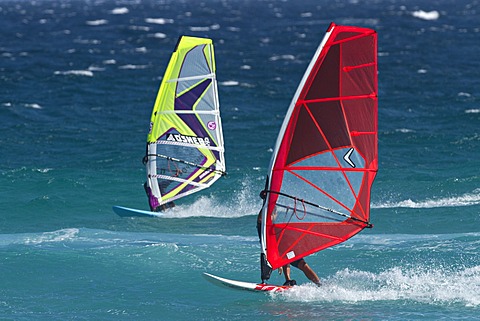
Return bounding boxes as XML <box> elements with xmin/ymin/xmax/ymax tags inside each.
<box><xmin>290</xmin><ymin>258</ymin><xmax>304</xmax><ymax>268</ymax></box>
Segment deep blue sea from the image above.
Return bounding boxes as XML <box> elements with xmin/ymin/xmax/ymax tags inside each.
<box><xmin>1</xmin><ymin>0</ymin><xmax>479</xmax><ymax>320</ymax></box>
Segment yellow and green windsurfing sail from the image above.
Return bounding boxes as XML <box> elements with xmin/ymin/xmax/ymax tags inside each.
<box><xmin>144</xmin><ymin>36</ymin><xmax>226</xmax><ymax>210</ymax></box>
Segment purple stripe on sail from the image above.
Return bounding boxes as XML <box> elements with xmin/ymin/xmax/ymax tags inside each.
<box><xmin>174</xmin><ymin>78</ymin><xmax>218</xmax><ymax>148</ymax></box>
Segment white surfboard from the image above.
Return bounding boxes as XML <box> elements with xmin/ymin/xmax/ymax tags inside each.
<box><xmin>112</xmin><ymin>205</ymin><xmax>164</xmax><ymax>218</ymax></box>
<box><xmin>203</xmin><ymin>272</ymin><xmax>290</xmax><ymax>292</ymax></box>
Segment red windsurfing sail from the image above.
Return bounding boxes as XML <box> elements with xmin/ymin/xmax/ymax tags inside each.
<box><xmin>260</xmin><ymin>23</ymin><xmax>378</xmax><ymax>271</ymax></box>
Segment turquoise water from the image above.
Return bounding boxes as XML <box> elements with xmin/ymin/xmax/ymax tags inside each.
<box><xmin>1</xmin><ymin>0</ymin><xmax>479</xmax><ymax>320</ymax></box>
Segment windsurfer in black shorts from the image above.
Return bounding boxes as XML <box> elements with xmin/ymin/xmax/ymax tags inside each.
<box><xmin>256</xmin><ymin>210</ymin><xmax>321</xmax><ymax>286</ymax></box>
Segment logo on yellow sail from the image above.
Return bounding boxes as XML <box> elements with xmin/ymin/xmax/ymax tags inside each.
<box><xmin>166</xmin><ymin>133</ymin><xmax>211</xmax><ymax>146</ymax></box>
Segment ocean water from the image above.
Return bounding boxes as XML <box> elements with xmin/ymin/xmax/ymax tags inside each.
<box><xmin>1</xmin><ymin>0</ymin><xmax>479</xmax><ymax>320</ymax></box>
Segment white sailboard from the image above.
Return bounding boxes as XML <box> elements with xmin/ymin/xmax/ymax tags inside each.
<box><xmin>203</xmin><ymin>273</ymin><xmax>291</xmax><ymax>292</ymax></box>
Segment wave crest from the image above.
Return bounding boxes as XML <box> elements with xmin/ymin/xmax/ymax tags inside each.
<box><xmin>374</xmin><ymin>189</ymin><xmax>480</xmax><ymax>208</ymax></box>
<box><xmin>280</xmin><ymin>265</ymin><xmax>480</xmax><ymax>307</ymax></box>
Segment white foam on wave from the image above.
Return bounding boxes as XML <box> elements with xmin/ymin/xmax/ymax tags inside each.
<box><xmin>412</xmin><ymin>10</ymin><xmax>440</xmax><ymax>21</ymax></box>
<box><xmin>86</xmin><ymin>19</ymin><xmax>108</xmax><ymax>26</ymax></box>
<box><xmin>465</xmin><ymin>108</ymin><xmax>480</xmax><ymax>114</ymax></box>
<box><xmin>373</xmin><ymin>189</ymin><xmax>480</xmax><ymax>209</ymax></box>
<box><xmin>1</xmin><ymin>228</ymin><xmax>173</xmax><ymax>250</ymax></box>
<box><xmin>23</xmin><ymin>228</ymin><xmax>80</xmax><ymax>245</ymax></box>
<box><xmin>145</xmin><ymin>18</ymin><xmax>174</xmax><ymax>25</ymax></box>
<box><xmin>73</xmin><ymin>38</ymin><xmax>100</xmax><ymax>45</ymax></box>
<box><xmin>269</xmin><ymin>54</ymin><xmax>295</xmax><ymax>61</ymax></box>
<box><xmin>88</xmin><ymin>65</ymin><xmax>105</xmax><ymax>72</ymax></box>
<box><xmin>189</xmin><ymin>24</ymin><xmax>220</xmax><ymax>32</ymax></box>
<box><xmin>24</xmin><ymin>103</ymin><xmax>42</xmax><ymax>109</ymax></box>
<box><xmin>218</xmin><ymin>80</ymin><xmax>254</xmax><ymax>88</ymax></box>
<box><xmin>220</xmin><ymin>80</ymin><xmax>239</xmax><ymax>86</ymax></box>
<box><xmin>54</xmin><ymin>70</ymin><xmax>94</xmax><ymax>77</ymax></box>
<box><xmin>279</xmin><ymin>265</ymin><xmax>480</xmax><ymax>307</ymax></box>
<box><xmin>152</xmin><ymin>32</ymin><xmax>167</xmax><ymax>39</ymax></box>
<box><xmin>458</xmin><ymin>92</ymin><xmax>472</xmax><ymax>98</ymax></box>
<box><xmin>118</xmin><ymin>64</ymin><xmax>148</xmax><ymax>70</ymax></box>
<box><xmin>395</xmin><ymin>128</ymin><xmax>415</xmax><ymax>133</ymax></box>
<box><xmin>161</xmin><ymin>177</ymin><xmax>259</xmax><ymax>219</ymax></box>
<box><xmin>129</xmin><ymin>25</ymin><xmax>150</xmax><ymax>32</ymax></box>
<box><xmin>110</xmin><ymin>7</ymin><xmax>129</xmax><ymax>15</ymax></box>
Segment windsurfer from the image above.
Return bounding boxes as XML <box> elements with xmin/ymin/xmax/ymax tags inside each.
<box><xmin>144</xmin><ymin>168</ymin><xmax>181</xmax><ymax>212</ymax></box>
<box><xmin>256</xmin><ymin>210</ymin><xmax>321</xmax><ymax>287</ymax></box>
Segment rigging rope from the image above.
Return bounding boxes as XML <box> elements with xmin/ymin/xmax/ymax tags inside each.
<box><xmin>262</xmin><ymin>189</ymin><xmax>372</xmax><ymax>228</ymax></box>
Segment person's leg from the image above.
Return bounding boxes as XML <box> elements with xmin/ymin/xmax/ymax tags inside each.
<box><xmin>282</xmin><ymin>265</ymin><xmax>291</xmax><ymax>281</ymax></box>
<box><xmin>295</xmin><ymin>259</ymin><xmax>321</xmax><ymax>286</ymax></box>
<box><xmin>282</xmin><ymin>264</ymin><xmax>296</xmax><ymax>286</ymax></box>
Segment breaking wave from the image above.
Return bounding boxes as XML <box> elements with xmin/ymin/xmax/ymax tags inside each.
<box><xmin>373</xmin><ymin>189</ymin><xmax>480</xmax><ymax>209</ymax></box>
<box><xmin>280</xmin><ymin>265</ymin><xmax>480</xmax><ymax>307</ymax></box>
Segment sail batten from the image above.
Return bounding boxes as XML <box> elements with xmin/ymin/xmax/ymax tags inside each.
<box><xmin>167</xmin><ymin>73</ymin><xmax>216</xmax><ymax>83</ymax></box>
<box><xmin>299</xmin><ymin>93</ymin><xmax>377</xmax><ymax>104</ymax></box>
<box><xmin>144</xmin><ymin>36</ymin><xmax>226</xmax><ymax>210</ymax></box>
<box><xmin>260</xmin><ymin>22</ymin><xmax>378</xmax><ymax>271</ymax></box>
<box><xmin>152</xmin><ymin>141</ymin><xmax>224</xmax><ymax>151</ymax></box>
<box><xmin>158</xmin><ymin>110</ymin><xmax>221</xmax><ymax>114</ymax></box>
